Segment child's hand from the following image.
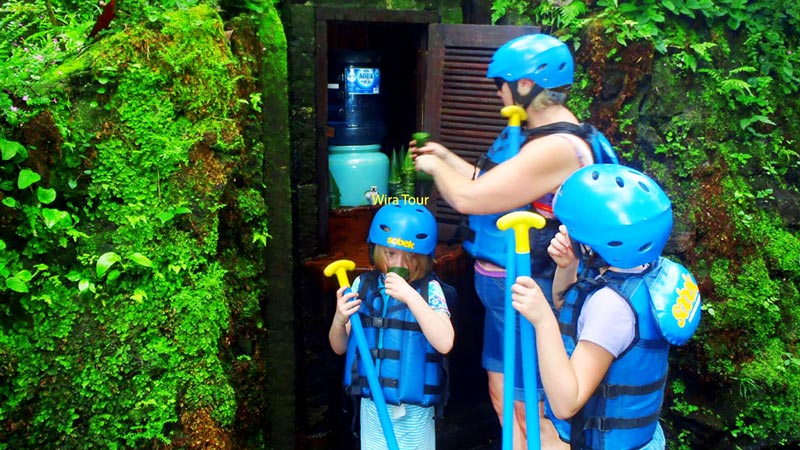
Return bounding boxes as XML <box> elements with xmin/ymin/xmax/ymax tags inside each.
<box><xmin>333</xmin><ymin>286</ymin><xmax>361</xmax><ymax>327</ymax></box>
<box><xmin>511</xmin><ymin>276</ymin><xmax>551</xmax><ymax>326</ymax></box>
<box><xmin>383</xmin><ymin>272</ymin><xmax>418</xmax><ymax>304</ymax></box>
<box><xmin>548</xmin><ymin>224</ymin><xmax>578</xmax><ymax>269</ymax></box>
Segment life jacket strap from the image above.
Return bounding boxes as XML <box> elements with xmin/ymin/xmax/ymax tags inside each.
<box><xmin>583</xmin><ymin>411</ymin><xmax>660</xmax><ymax>432</ymax></box>
<box><xmin>361</xmin><ymin>315</ymin><xmax>423</xmax><ymax>333</ymax></box>
<box><xmin>598</xmin><ymin>374</ymin><xmax>667</xmax><ymax>398</ymax></box>
<box><xmin>358</xmin><ymin>376</ymin><xmax>444</xmax><ymax>396</ymax></box>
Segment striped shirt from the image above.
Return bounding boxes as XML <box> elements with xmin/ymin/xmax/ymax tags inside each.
<box><xmin>360</xmin><ymin>398</ymin><xmax>435</xmax><ymax>450</ymax></box>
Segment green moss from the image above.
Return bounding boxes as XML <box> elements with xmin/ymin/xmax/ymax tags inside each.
<box><xmin>1</xmin><ymin>4</ymin><xmax>259</xmax><ymax>447</ymax></box>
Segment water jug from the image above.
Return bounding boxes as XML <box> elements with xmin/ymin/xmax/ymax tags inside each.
<box><xmin>327</xmin><ymin>50</ymin><xmax>386</xmax><ymax>146</ymax></box>
<box><xmin>328</xmin><ymin>144</ymin><xmax>389</xmax><ymax>207</ymax></box>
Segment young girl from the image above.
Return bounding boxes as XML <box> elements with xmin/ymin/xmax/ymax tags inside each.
<box><xmin>510</xmin><ymin>165</ymin><xmax>701</xmax><ymax>449</ymax></box>
<box><xmin>328</xmin><ymin>202</ymin><xmax>455</xmax><ymax>450</ymax></box>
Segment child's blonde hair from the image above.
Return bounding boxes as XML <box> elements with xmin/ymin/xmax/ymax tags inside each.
<box><xmin>372</xmin><ymin>244</ymin><xmax>433</xmax><ymax>282</ymax></box>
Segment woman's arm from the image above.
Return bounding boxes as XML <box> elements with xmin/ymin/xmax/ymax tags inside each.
<box><xmin>411</xmin><ymin>140</ymin><xmax>476</xmax><ymax>179</ymax></box>
<box><xmin>415</xmin><ymin>135</ymin><xmax>585</xmax><ymax>215</ymax></box>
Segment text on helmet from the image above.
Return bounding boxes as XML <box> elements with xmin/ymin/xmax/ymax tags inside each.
<box><xmin>386</xmin><ymin>237</ymin><xmax>415</xmax><ymax>250</ymax></box>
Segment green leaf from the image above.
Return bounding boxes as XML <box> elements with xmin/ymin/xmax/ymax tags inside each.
<box><xmin>128</xmin><ymin>252</ymin><xmax>154</xmax><ymax>268</ymax></box>
<box><xmin>131</xmin><ymin>288</ymin><xmax>148</xmax><ymax>303</ymax></box>
<box><xmin>155</xmin><ymin>211</ymin><xmax>175</xmax><ymax>223</ymax></box>
<box><xmin>37</xmin><ymin>187</ymin><xmax>57</xmax><ymax>204</ymax></box>
<box><xmin>0</xmin><ymin>239</ymin><xmax>5</xmax><ymax>250</ymax></box>
<box><xmin>18</xmin><ymin>169</ymin><xmax>41</xmax><ymax>189</ymax></box>
<box><xmin>78</xmin><ymin>279</ymin><xmax>91</xmax><ymax>292</ymax></box>
<box><xmin>2</xmin><ymin>197</ymin><xmax>17</xmax><ymax>208</ymax></box>
<box><xmin>66</xmin><ymin>270</ymin><xmax>83</xmax><ymax>282</ymax></box>
<box><xmin>1</xmin><ymin>138</ymin><xmax>24</xmax><ymax>161</ymax></box>
<box><xmin>106</xmin><ymin>269</ymin><xmax>121</xmax><ymax>282</ymax></box>
<box><xmin>15</xmin><ymin>270</ymin><xmax>33</xmax><ymax>282</ymax></box>
<box><xmin>96</xmin><ymin>252</ymin><xmax>121</xmax><ymax>278</ymax></box>
<box><xmin>6</xmin><ymin>277</ymin><xmax>28</xmax><ymax>293</ymax></box>
<box><xmin>41</xmin><ymin>208</ymin><xmax>71</xmax><ymax>229</ymax></box>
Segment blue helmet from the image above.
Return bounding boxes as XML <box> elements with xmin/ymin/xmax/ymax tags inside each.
<box><xmin>553</xmin><ymin>165</ymin><xmax>673</xmax><ymax>269</ymax></box>
<box><xmin>368</xmin><ymin>202</ymin><xmax>437</xmax><ymax>256</ymax></box>
<box><xmin>487</xmin><ymin>34</ymin><xmax>574</xmax><ymax>88</ymax></box>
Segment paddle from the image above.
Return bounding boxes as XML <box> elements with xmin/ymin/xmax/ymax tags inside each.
<box><xmin>324</xmin><ymin>260</ymin><xmax>399</xmax><ymax>450</ymax></box>
<box><xmin>497</xmin><ymin>211</ymin><xmax>547</xmax><ymax>450</ymax></box>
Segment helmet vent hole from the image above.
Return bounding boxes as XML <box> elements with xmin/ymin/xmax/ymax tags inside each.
<box><xmin>416</xmin><ymin>233</ymin><xmax>429</xmax><ymax>240</ymax></box>
<box><xmin>638</xmin><ymin>181</ymin><xmax>651</xmax><ymax>192</ymax></box>
<box><xmin>639</xmin><ymin>242</ymin><xmax>653</xmax><ymax>253</ymax></box>
<box><xmin>615</xmin><ymin>176</ymin><xmax>625</xmax><ymax>188</ymax></box>
<box><xmin>558</xmin><ymin>62</ymin><xmax>567</xmax><ymax>71</ymax></box>
<box><xmin>591</xmin><ymin>170</ymin><xmax>600</xmax><ymax>180</ymax></box>
<box><xmin>535</xmin><ymin>63</ymin><xmax>548</xmax><ymax>74</ymax></box>
<box><xmin>380</xmin><ymin>224</ymin><xmax>391</xmax><ymax>232</ymax></box>
<box><xmin>608</xmin><ymin>241</ymin><xmax>623</xmax><ymax>247</ymax></box>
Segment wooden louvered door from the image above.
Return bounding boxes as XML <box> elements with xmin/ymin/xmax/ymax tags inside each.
<box><xmin>423</xmin><ymin>24</ymin><xmax>540</xmax><ymax>241</ymax></box>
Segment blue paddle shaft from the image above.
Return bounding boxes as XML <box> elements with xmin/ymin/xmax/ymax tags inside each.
<box><xmin>344</xmin><ymin>287</ymin><xmax>400</xmax><ymax>450</ymax></box>
<box><xmin>516</xmin><ymin>253</ymin><xmax>541</xmax><ymax>450</ymax></box>
<box><xmin>502</xmin><ymin>233</ymin><xmax>517</xmax><ymax>450</ymax></box>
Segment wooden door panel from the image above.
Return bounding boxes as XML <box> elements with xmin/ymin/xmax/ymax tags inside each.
<box><xmin>423</xmin><ymin>23</ymin><xmax>540</xmax><ymax>240</ymax></box>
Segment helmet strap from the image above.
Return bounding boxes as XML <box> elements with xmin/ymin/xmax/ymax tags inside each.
<box><xmin>509</xmin><ymin>80</ymin><xmax>542</xmax><ymax>110</ymax></box>
<box><xmin>571</xmin><ymin>237</ymin><xmax>608</xmax><ymax>272</ymax></box>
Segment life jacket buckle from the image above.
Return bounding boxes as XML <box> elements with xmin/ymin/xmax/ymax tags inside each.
<box><xmin>600</xmin><ymin>384</ymin><xmax>618</xmax><ymax>398</ymax></box>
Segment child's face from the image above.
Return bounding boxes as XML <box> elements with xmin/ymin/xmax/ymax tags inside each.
<box><xmin>383</xmin><ymin>247</ymin><xmax>407</xmax><ymax>269</ymax></box>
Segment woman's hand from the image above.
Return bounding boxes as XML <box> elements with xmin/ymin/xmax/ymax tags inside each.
<box><xmin>383</xmin><ymin>272</ymin><xmax>419</xmax><ymax>304</ymax></box>
<box><xmin>333</xmin><ymin>285</ymin><xmax>361</xmax><ymax>327</ymax></box>
<box><xmin>410</xmin><ymin>140</ymin><xmax>450</xmax><ymax>175</ymax></box>
<box><xmin>410</xmin><ymin>140</ymin><xmax>450</xmax><ymax>160</ymax></box>
<box><xmin>548</xmin><ymin>224</ymin><xmax>578</xmax><ymax>269</ymax></box>
<box><xmin>511</xmin><ymin>276</ymin><xmax>552</xmax><ymax>327</ymax></box>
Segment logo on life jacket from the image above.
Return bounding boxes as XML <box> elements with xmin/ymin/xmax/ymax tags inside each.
<box><xmin>386</xmin><ymin>236</ymin><xmax>415</xmax><ymax>250</ymax></box>
<box><xmin>673</xmin><ymin>273</ymin><xmax>700</xmax><ymax>328</ymax></box>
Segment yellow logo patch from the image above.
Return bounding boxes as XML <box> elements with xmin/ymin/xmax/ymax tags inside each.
<box><xmin>386</xmin><ymin>236</ymin><xmax>415</xmax><ymax>250</ymax></box>
<box><xmin>672</xmin><ymin>273</ymin><xmax>700</xmax><ymax>328</ymax></box>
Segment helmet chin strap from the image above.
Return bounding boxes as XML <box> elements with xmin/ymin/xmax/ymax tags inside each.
<box><xmin>509</xmin><ymin>80</ymin><xmax>542</xmax><ymax>110</ymax></box>
<box><xmin>571</xmin><ymin>238</ymin><xmax>609</xmax><ymax>276</ymax></box>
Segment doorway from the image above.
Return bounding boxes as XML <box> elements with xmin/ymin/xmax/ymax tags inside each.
<box><xmin>300</xmin><ymin>9</ymin><xmax>540</xmax><ymax>449</ymax></box>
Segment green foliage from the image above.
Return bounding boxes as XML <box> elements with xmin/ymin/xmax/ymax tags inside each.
<box><xmin>1</xmin><ymin>2</ymin><xmax>263</xmax><ymax>448</ymax></box>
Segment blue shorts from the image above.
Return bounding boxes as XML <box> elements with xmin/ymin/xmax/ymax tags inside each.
<box><xmin>475</xmin><ymin>270</ymin><xmax>554</xmax><ymax>401</ymax></box>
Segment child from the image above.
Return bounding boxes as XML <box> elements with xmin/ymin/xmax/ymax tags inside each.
<box><xmin>328</xmin><ymin>202</ymin><xmax>455</xmax><ymax>450</ymax></box>
<box><xmin>510</xmin><ymin>165</ymin><xmax>701</xmax><ymax>449</ymax></box>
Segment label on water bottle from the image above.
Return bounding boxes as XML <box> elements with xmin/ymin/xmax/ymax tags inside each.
<box><xmin>345</xmin><ymin>67</ymin><xmax>380</xmax><ymax>95</ymax></box>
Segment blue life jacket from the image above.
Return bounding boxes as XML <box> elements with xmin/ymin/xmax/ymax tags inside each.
<box><xmin>462</xmin><ymin>123</ymin><xmax>617</xmax><ymax>275</ymax></box>
<box><xmin>549</xmin><ymin>257</ymin><xmax>701</xmax><ymax>449</ymax></box>
<box><xmin>343</xmin><ymin>270</ymin><xmax>449</xmax><ymax>410</ymax></box>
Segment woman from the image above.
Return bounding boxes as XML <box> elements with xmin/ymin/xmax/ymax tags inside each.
<box><xmin>412</xmin><ymin>34</ymin><xmax>598</xmax><ymax>449</ymax></box>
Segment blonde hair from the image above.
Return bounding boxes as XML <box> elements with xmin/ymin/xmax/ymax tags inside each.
<box><xmin>372</xmin><ymin>245</ymin><xmax>433</xmax><ymax>282</ymax></box>
<box><xmin>529</xmin><ymin>88</ymin><xmax>568</xmax><ymax>111</ymax></box>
